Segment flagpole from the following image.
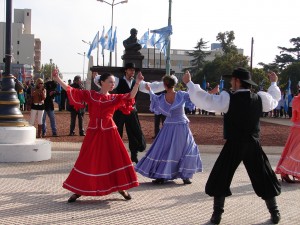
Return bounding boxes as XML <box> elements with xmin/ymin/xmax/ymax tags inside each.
<box><xmin>97</xmin><ymin>31</ymin><xmax>100</xmax><ymax>66</ymax></box>
<box><xmin>153</xmin><ymin>47</ymin><xmax>155</xmax><ymax>68</ymax></box>
<box><xmin>115</xmin><ymin>37</ymin><xmax>117</xmax><ymax>67</ymax></box>
<box><xmin>250</xmin><ymin>37</ymin><xmax>254</xmax><ymax>74</ymax></box>
<box><xmin>147</xmin><ymin>48</ymin><xmax>149</xmax><ymax>68</ymax></box>
<box><xmin>165</xmin><ymin>0</ymin><xmax>172</xmax><ymax>75</ymax></box>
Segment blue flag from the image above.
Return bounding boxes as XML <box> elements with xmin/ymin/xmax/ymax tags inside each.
<box><xmin>149</xmin><ymin>33</ymin><xmax>157</xmax><ymax>47</ymax></box>
<box><xmin>104</xmin><ymin>27</ymin><xmax>112</xmax><ymax>51</ymax></box>
<box><xmin>139</xmin><ymin>30</ymin><xmax>149</xmax><ymax>48</ymax></box>
<box><xmin>87</xmin><ymin>31</ymin><xmax>99</xmax><ymax>58</ymax></box>
<box><xmin>284</xmin><ymin>78</ymin><xmax>292</xmax><ymax>112</ymax></box>
<box><xmin>219</xmin><ymin>77</ymin><xmax>224</xmax><ymax>92</ymax></box>
<box><xmin>202</xmin><ymin>75</ymin><xmax>207</xmax><ymax>90</ymax></box>
<box><xmin>99</xmin><ymin>26</ymin><xmax>105</xmax><ymax>54</ymax></box>
<box><xmin>110</xmin><ymin>27</ymin><xmax>117</xmax><ymax>52</ymax></box>
<box><xmin>18</xmin><ymin>68</ymin><xmax>22</xmax><ymax>82</ymax></box>
<box><xmin>150</xmin><ymin>25</ymin><xmax>173</xmax><ymax>56</ymax></box>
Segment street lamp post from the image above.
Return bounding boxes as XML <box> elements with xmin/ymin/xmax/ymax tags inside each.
<box><xmin>96</xmin><ymin>0</ymin><xmax>128</xmax><ymax>67</ymax></box>
<box><xmin>166</xmin><ymin>0</ymin><xmax>172</xmax><ymax>76</ymax></box>
<box><xmin>77</xmin><ymin>52</ymin><xmax>86</xmax><ymax>89</ymax></box>
<box><xmin>0</xmin><ymin>0</ymin><xmax>28</xmax><ymax>127</ymax></box>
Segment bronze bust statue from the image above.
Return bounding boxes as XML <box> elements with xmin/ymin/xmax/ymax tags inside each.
<box><xmin>123</xmin><ymin>28</ymin><xmax>142</xmax><ymax>53</ymax></box>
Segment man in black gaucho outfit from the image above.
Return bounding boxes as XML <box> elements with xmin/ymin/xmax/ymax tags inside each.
<box><xmin>113</xmin><ymin>63</ymin><xmax>146</xmax><ymax>163</ymax></box>
<box><xmin>183</xmin><ymin>68</ymin><xmax>281</xmax><ymax>224</ymax></box>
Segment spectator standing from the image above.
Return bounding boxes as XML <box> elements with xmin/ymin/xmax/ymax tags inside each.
<box><xmin>68</xmin><ymin>75</ymin><xmax>85</xmax><ymax>136</ymax></box>
<box><xmin>42</xmin><ymin>80</ymin><xmax>59</xmax><ymax>137</ymax></box>
<box><xmin>29</xmin><ymin>78</ymin><xmax>46</xmax><ymax>138</ymax></box>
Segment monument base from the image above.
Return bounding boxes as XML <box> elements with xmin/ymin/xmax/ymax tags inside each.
<box><xmin>0</xmin><ymin>126</ymin><xmax>51</xmax><ymax>162</ymax></box>
<box><xmin>121</xmin><ymin>53</ymin><xmax>144</xmax><ymax>69</ymax></box>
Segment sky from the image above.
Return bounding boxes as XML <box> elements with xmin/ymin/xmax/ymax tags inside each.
<box><xmin>1</xmin><ymin>0</ymin><xmax>300</xmax><ymax>80</ymax></box>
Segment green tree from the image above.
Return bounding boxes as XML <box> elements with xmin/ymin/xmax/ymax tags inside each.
<box><xmin>201</xmin><ymin>51</ymin><xmax>249</xmax><ymax>89</ymax></box>
<box><xmin>278</xmin><ymin>62</ymin><xmax>300</xmax><ymax>93</ymax></box>
<box><xmin>273</xmin><ymin>37</ymin><xmax>300</xmax><ymax>70</ymax></box>
<box><xmin>216</xmin><ymin>31</ymin><xmax>238</xmax><ymax>54</ymax></box>
<box><xmin>40</xmin><ymin>63</ymin><xmax>60</xmax><ymax>80</ymax></box>
<box><xmin>185</xmin><ymin>38</ymin><xmax>210</xmax><ymax>75</ymax></box>
<box><xmin>251</xmin><ymin>68</ymin><xmax>270</xmax><ymax>91</ymax></box>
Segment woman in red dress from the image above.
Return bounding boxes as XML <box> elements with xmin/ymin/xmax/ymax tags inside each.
<box><xmin>53</xmin><ymin>71</ymin><xmax>144</xmax><ymax>202</ymax></box>
<box><xmin>275</xmin><ymin>92</ymin><xmax>300</xmax><ymax>183</ymax></box>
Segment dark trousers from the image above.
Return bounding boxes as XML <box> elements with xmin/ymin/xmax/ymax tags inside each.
<box><xmin>205</xmin><ymin>138</ymin><xmax>281</xmax><ymax>200</ymax></box>
<box><xmin>113</xmin><ymin>109</ymin><xmax>146</xmax><ymax>158</ymax></box>
<box><xmin>70</xmin><ymin>111</ymin><xmax>84</xmax><ymax>134</ymax></box>
<box><xmin>154</xmin><ymin>114</ymin><xmax>166</xmax><ymax>137</ymax></box>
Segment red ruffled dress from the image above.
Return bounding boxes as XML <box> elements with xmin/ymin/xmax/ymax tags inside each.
<box><xmin>275</xmin><ymin>94</ymin><xmax>300</xmax><ymax>180</ymax></box>
<box><xmin>62</xmin><ymin>86</ymin><xmax>139</xmax><ymax>196</ymax></box>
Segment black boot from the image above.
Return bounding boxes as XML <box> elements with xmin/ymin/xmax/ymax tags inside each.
<box><xmin>210</xmin><ymin>196</ymin><xmax>225</xmax><ymax>224</ymax></box>
<box><xmin>131</xmin><ymin>150</ymin><xmax>138</xmax><ymax>163</ymax></box>
<box><xmin>265</xmin><ymin>197</ymin><xmax>281</xmax><ymax>224</ymax></box>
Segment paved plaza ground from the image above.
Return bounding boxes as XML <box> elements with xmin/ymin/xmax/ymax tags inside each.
<box><xmin>0</xmin><ymin>116</ymin><xmax>299</xmax><ymax>224</ymax></box>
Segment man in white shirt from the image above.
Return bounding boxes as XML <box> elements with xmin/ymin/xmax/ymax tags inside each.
<box><xmin>183</xmin><ymin>68</ymin><xmax>281</xmax><ymax>224</ymax></box>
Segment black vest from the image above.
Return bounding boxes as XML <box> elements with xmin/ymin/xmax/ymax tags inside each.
<box><xmin>223</xmin><ymin>91</ymin><xmax>262</xmax><ymax>140</ymax></box>
<box><xmin>116</xmin><ymin>77</ymin><xmax>136</xmax><ymax>94</ymax></box>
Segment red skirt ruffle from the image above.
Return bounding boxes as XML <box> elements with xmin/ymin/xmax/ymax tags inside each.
<box><xmin>63</xmin><ymin>127</ymin><xmax>139</xmax><ymax>196</ymax></box>
<box><xmin>275</xmin><ymin>125</ymin><xmax>300</xmax><ymax>179</ymax></box>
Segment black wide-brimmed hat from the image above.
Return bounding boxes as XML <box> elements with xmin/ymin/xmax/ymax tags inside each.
<box><xmin>121</xmin><ymin>62</ymin><xmax>139</xmax><ymax>73</ymax></box>
<box><xmin>223</xmin><ymin>67</ymin><xmax>257</xmax><ymax>86</ymax></box>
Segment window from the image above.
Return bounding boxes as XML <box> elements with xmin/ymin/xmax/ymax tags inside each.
<box><xmin>27</xmin><ymin>12</ymin><xmax>30</xmax><ymax>16</ymax></box>
<box><xmin>17</xmin><ymin>51</ymin><xmax>19</xmax><ymax>55</ymax></box>
<box><xmin>17</xmin><ymin>40</ymin><xmax>20</xmax><ymax>44</ymax></box>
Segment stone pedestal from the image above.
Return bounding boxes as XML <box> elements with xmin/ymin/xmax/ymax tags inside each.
<box><xmin>121</xmin><ymin>52</ymin><xmax>144</xmax><ymax>69</ymax></box>
<box><xmin>0</xmin><ymin>126</ymin><xmax>51</xmax><ymax>162</ymax></box>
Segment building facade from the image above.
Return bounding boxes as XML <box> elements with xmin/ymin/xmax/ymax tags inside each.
<box><xmin>0</xmin><ymin>8</ymin><xmax>41</xmax><ymax>81</ymax></box>
<box><xmin>140</xmin><ymin>44</ymin><xmax>244</xmax><ymax>75</ymax></box>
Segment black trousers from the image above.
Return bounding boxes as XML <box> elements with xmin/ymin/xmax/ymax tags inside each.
<box><xmin>154</xmin><ymin>114</ymin><xmax>166</xmax><ymax>137</ymax></box>
<box><xmin>113</xmin><ymin>109</ymin><xmax>146</xmax><ymax>156</ymax></box>
<box><xmin>205</xmin><ymin>138</ymin><xmax>281</xmax><ymax>200</ymax></box>
<box><xmin>70</xmin><ymin>110</ymin><xmax>84</xmax><ymax>134</ymax></box>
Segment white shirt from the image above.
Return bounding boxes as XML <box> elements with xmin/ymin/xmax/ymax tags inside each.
<box><xmin>114</xmin><ymin>76</ymin><xmax>166</xmax><ymax>93</ymax></box>
<box><xmin>186</xmin><ymin>81</ymin><xmax>281</xmax><ymax>113</ymax></box>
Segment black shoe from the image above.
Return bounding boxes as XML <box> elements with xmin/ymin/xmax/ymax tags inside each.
<box><xmin>270</xmin><ymin>212</ymin><xmax>281</xmax><ymax>224</ymax></box>
<box><xmin>131</xmin><ymin>157</ymin><xmax>138</xmax><ymax>163</ymax></box>
<box><xmin>52</xmin><ymin>133</ymin><xmax>59</xmax><ymax>137</ymax></box>
<box><xmin>265</xmin><ymin>197</ymin><xmax>280</xmax><ymax>224</ymax></box>
<box><xmin>118</xmin><ymin>190</ymin><xmax>132</xmax><ymax>200</ymax></box>
<box><xmin>210</xmin><ymin>212</ymin><xmax>222</xmax><ymax>224</ymax></box>
<box><xmin>183</xmin><ymin>178</ymin><xmax>192</xmax><ymax>184</ymax></box>
<box><xmin>69</xmin><ymin>132</ymin><xmax>75</xmax><ymax>136</ymax></box>
<box><xmin>80</xmin><ymin>132</ymin><xmax>86</xmax><ymax>136</ymax></box>
<box><xmin>67</xmin><ymin>194</ymin><xmax>81</xmax><ymax>203</ymax></box>
<box><xmin>152</xmin><ymin>178</ymin><xmax>165</xmax><ymax>184</ymax></box>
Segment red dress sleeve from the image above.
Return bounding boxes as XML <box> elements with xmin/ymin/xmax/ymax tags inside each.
<box><xmin>67</xmin><ymin>86</ymin><xmax>88</xmax><ymax>111</ymax></box>
<box><xmin>115</xmin><ymin>93</ymin><xmax>135</xmax><ymax>115</ymax></box>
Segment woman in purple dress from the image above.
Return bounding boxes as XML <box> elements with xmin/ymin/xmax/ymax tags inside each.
<box><xmin>135</xmin><ymin>75</ymin><xmax>202</xmax><ymax>184</ymax></box>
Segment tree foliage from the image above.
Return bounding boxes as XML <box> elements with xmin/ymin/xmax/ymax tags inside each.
<box><xmin>216</xmin><ymin>31</ymin><xmax>238</xmax><ymax>54</ymax></box>
<box><xmin>191</xmin><ymin>31</ymin><xmax>249</xmax><ymax>89</ymax></box>
<box><xmin>278</xmin><ymin>62</ymin><xmax>300</xmax><ymax>93</ymax></box>
<box><xmin>40</xmin><ymin>63</ymin><xmax>60</xmax><ymax>80</ymax></box>
<box><xmin>185</xmin><ymin>38</ymin><xmax>210</xmax><ymax>75</ymax></box>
